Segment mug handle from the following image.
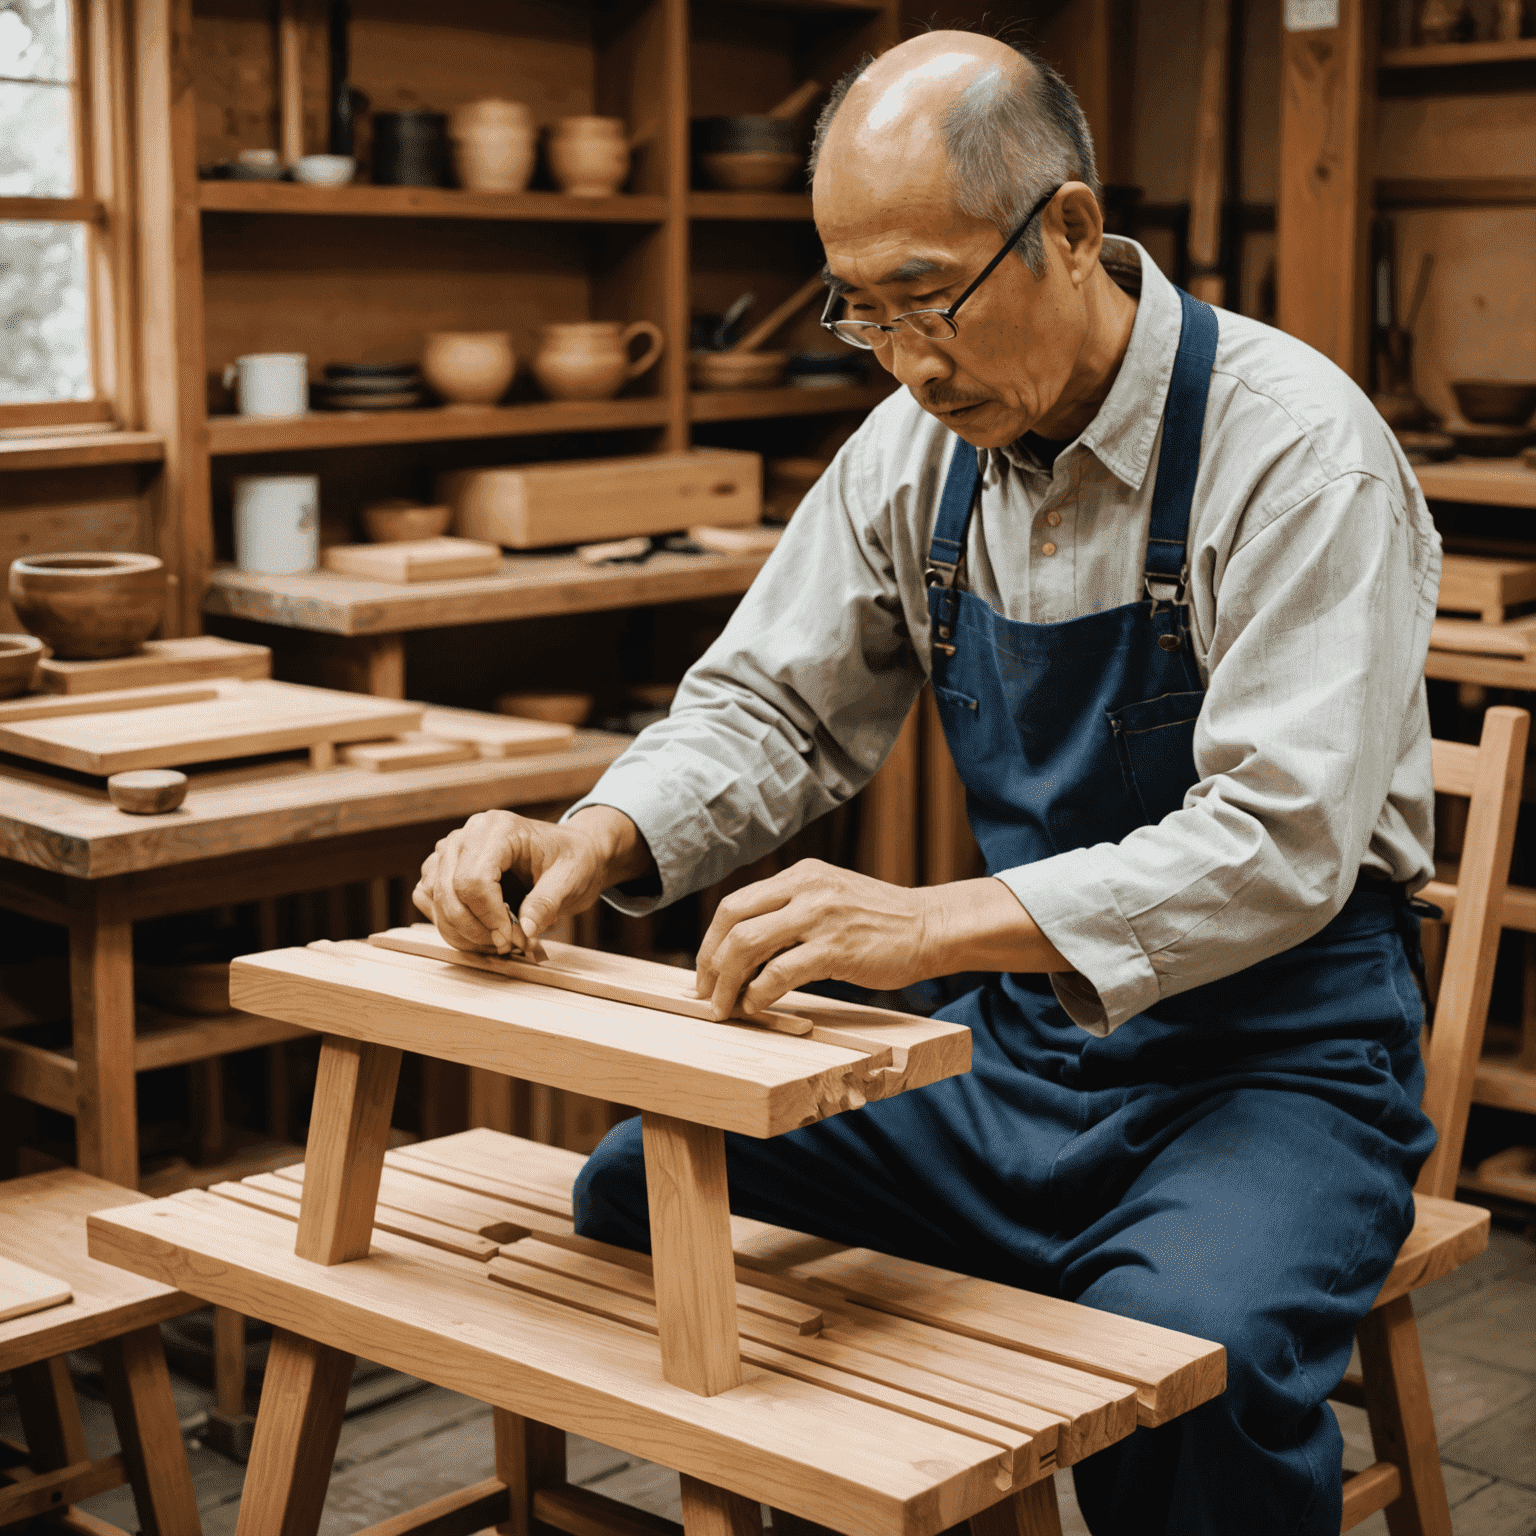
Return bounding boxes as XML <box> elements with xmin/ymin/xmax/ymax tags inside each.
<box><xmin>622</xmin><ymin>320</ymin><xmax>665</xmax><ymax>380</ymax></box>
<box><xmin>221</xmin><ymin>363</ymin><xmax>238</xmax><ymax>390</ymax></box>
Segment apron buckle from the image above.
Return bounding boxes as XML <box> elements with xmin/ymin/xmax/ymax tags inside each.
<box><xmin>1144</xmin><ymin>564</ymin><xmax>1189</xmax><ymax>616</ymax></box>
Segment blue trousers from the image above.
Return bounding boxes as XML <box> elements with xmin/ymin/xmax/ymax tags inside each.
<box><xmin>574</xmin><ymin>891</ymin><xmax>1437</xmax><ymax>1536</ymax></box>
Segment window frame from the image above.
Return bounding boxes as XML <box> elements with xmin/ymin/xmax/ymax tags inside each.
<box><xmin>0</xmin><ymin>0</ymin><xmax>135</xmax><ymax>433</ymax></box>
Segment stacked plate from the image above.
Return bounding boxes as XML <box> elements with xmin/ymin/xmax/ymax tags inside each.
<box><xmin>316</xmin><ymin>361</ymin><xmax>427</xmax><ymax>411</ymax></box>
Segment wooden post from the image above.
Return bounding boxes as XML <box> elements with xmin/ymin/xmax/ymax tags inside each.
<box><xmin>680</xmin><ymin>1477</ymin><xmax>761</xmax><ymax>1536</ymax></box>
<box><xmin>641</xmin><ymin>1111</ymin><xmax>740</xmax><ymax>1396</ymax></box>
<box><xmin>1276</xmin><ymin>0</ymin><xmax>1377</xmax><ymax>382</ymax></box>
<box><xmin>856</xmin><ymin>702</ymin><xmax>920</xmax><ymax>887</ymax></box>
<box><xmin>968</xmin><ymin>1480</ymin><xmax>1062</xmax><ymax>1536</ymax></box>
<box><xmin>68</xmin><ymin>882</ymin><xmax>138</xmax><ymax>1188</ymax></box>
<box><xmin>13</xmin><ymin>1356</ymin><xmax>90</xmax><ymax>1470</ymax></box>
<box><xmin>295</xmin><ymin>1034</ymin><xmax>402</xmax><ymax>1264</ymax></box>
<box><xmin>1187</xmin><ymin>0</ymin><xmax>1231</xmax><ymax>306</ymax></box>
<box><xmin>278</xmin><ymin>0</ymin><xmax>304</xmax><ymax>165</ymax></box>
<box><xmin>493</xmin><ymin>1411</ymin><xmax>565</xmax><ymax>1536</ymax></box>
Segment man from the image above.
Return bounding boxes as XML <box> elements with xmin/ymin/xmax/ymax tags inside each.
<box><xmin>415</xmin><ymin>30</ymin><xmax>1441</xmax><ymax>1536</ymax></box>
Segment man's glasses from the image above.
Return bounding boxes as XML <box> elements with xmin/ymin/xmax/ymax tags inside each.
<box><xmin>820</xmin><ymin>184</ymin><xmax>1062</xmax><ymax>350</ymax></box>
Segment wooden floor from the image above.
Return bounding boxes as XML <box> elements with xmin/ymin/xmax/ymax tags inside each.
<box><xmin>2</xmin><ymin>1223</ymin><xmax>1532</xmax><ymax>1536</ymax></box>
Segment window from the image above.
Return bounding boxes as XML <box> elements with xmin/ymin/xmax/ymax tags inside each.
<box><xmin>0</xmin><ymin>0</ymin><xmax>128</xmax><ymax>431</ymax></box>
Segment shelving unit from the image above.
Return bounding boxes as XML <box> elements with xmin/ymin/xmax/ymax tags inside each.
<box><xmin>1380</xmin><ymin>37</ymin><xmax>1536</xmax><ymax>69</ymax></box>
<box><xmin>1415</xmin><ymin>459</ymin><xmax>1536</xmax><ymax>510</ymax></box>
<box><xmin>197</xmin><ymin>182</ymin><xmax>668</xmax><ymax>223</ymax></box>
<box><xmin>688</xmin><ymin>192</ymin><xmax>815</xmax><ymax>219</ymax></box>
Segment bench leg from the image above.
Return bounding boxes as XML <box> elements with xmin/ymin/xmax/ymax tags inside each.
<box><xmin>680</xmin><ymin>1475</ymin><xmax>760</xmax><ymax>1536</ymax></box>
<box><xmin>98</xmin><ymin>1326</ymin><xmax>202</xmax><ymax>1536</ymax></box>
<box><xmin>14</xmin><ymin>1355</ymin><xmax>90</xmax><ymax>1470</ymax></box>
<box><xmin>235</xmin><ymin>1330</ymin><xmax>353</xmax><ymax>1536</ymax></box>
<box><xmin>968</xmin><ymin>1481</ymin><xmax>1062</xmax><ymax>1536</ymax></box>
<box><xmin>1357</xmin><ymin>1296</ymin><xmax>1452</xmax><ymax>1536</ymax></box>
<box><xmin>493</xmin><ymin>1410</ymin><xmax>565</xmax><ymax>1536</ymax></box>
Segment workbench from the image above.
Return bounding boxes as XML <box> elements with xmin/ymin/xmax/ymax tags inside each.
<box><xmin>0</xmin><ymin>730</ymin><xmax>627</xmax><ymax>1191</ymax></box>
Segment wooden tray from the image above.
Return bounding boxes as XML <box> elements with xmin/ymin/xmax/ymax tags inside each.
<box><xmin>37</xmin><ymin>636</ymin><xmax>272</xmax><ymax>695</ymax></box>
<box><xmin>323</xmin><ymin>538</ymin><xmax>502</xmax><ymax>584</ymax></box>
<box><xmin>0</xmin><ymin>678</ymin><xmax>421</xmax><ymax>775</ymax></box>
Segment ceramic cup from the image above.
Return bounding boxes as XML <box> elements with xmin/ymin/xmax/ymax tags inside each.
<box><xmin>546</xmin><ymin>116</ymin><xmax>629</xmax><ymax>196</ymax></box>
<box><xmin>451</xmin><ymin>123</ymin><xmax>536</xmax><ymax>193</ymax></box>
<box><xmin>533</xmin><ymin>320</ymin><xmax>664</xmax><ymax>402</ymax></box>
<box><xmin>234</xmin><ymin>474</ymin><xmax>320</xmax><ymax>574</ymax></box>
<box><xmin>222</xmin><ymin>353</ymin><xmax>308</xmax><ymax>418</ymax></box>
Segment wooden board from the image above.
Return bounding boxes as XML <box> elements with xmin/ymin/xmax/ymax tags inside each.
<box><xmin>339</xmin><ymin>735</ymin><xmax>479</xmax><ymax>772</ymax></box>
<box><xmin>0</xmin><ymin>682</ymin><xmax>219</xmax><ymax>723</ymax></box>
<box><xmin>440</xmin><ymin>451</ymin><xmax>762</xmax><ymax>550</ymax></box>
<box><xmin>0</xmin><ymin>679</ymin><xmax>423</xmax><ymax>775</ymax></box>
<box><xmin>323</xmin><ymin>538</ymin><xmax>503</xmax><ymax>584</ymax></box>
<box><xmin>1416</xmin><ymin>460</ymin><xmax>1536</xmax><ymax>511</ymax></box>
<box><xmin>229</xmin><ymin>940</ymin><xmax>971</xmax><ymax>1139</ymax></box>
<box><xmin>37</xmin><ymin>636</ymin><xmax>272</xmax><ymax>695</ymax></box>
<box><xmin>1437</xmin><ymin>554</ymin><xmax>1536</xmax><ymax>624</ymax></box>
<box><xmin>0</xmin><ymin>1256</ymin><xmax>72</xmax><ymax>1322</ymax></box>
<box><xmin>1430</xmin><ymin>614</ymin><xmax>1536</xmax><ymax>659</ymax></box>
<box><xmin>417</xmin><ymin>707</ymin><xmax>575</xmax><ymax>758</ymax></box>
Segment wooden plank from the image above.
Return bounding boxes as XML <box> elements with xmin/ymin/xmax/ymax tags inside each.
<box><xmin>0</xmin><ymin>1258</ymin><xmax>72</xmax><ymax>1322</ymax></box>
<box><xmin>87</xmin><ymin>1191</ymin><xmax>1024</xmax><ymax>1536</ymax></box>
<box><xmin>1376</xmin><ymin>176</ymin><xmax>1536</xmax><ymax>208</ymax></box>
<box><xmin>0</xmin><ymin>680</ymin><xmax>423</xmax><ymax>776</ymax></box>
<box><xmin>416</xmin><ymin>708</ymin><xmax>575</xmax><ymax>759</ymax></box>
<box><xmin>274</xmin><ymin>1161</ymin><xmax>531</xmax><ymax>1242</ymax></box>
<box><xmin>198</xmin><ymin>181</ymin><xmax>668</xmax><ymax>222</ymax></box>
<box><xmin>0</xmin><ymin>432</ymin><xmax>164</xmax><ymax>471</ymax></box>
<box><xmin>133</xmin><ymin>1007</ymin><xmax>310</xmax><ymax>1072</ymax></box>
<box><xmin>494</xmin><ymin>1411</ymin><xmax>564</xmax><ymax>1536</ymax></box>
<box><xmin>688</xmin><ymin>385</ymin><xmax>890</xmax><ymax>425</ymax></box>
<box><xmin>0</xmin><ymin>1455</ymin><xmax>126</xmax><ymax>1524</ymax></box>
<box><xmin>1340</xmin><ymin>1463</ymin><xmax>1402</xmax><ymax>1531</ymax></box>
<box><xmin>0</xmin><ymin>1036</ymin><xmax>77</xmax><ymax>1115</ymax></box>
<box><xmin>969</xmin><ymin>1483</ymin><xmax>1061</xmax><ymax>1536</ymax></box>
<box><xmin>533</xmin><ymin>1484</ymin><xmax>680</xmax><ymax>1536</ymax></box>
<box><xmin>1437</xmin><ymin>554</ymin><xmax>1536</xmax><ymax>623</ymax></box>
<box><xmin>0</xmin><ymin>683</ymin><xmax>218</xmax><ymax>724</ymax></box>
<box><xmin>1470</xmin><ymin>1145</ymin><xmax>1536</xmax><ymax>1203</ymax></box>
<box><xmin>856</xmin><ymin>702</ymin><xmax>919</xmax><ymax>886</ymax></box>
<box><xmin>351</xmin><ymin>1478</ymin><xmax>509</xmax><ymax>1536</ymax></box>
<box><xmin>678</xmin><ymin>1479</ymin><xmax>762</xmax><ymax>1536</ymax></box>
<box><xmin>1417</xmin><ymin>459</ymin><xmax>1536</xmax><ymax>510</ymax></box>
<box><xmin>1426</xmin><ymin>647</ymin><xmax>1536</xmax><ymax>692</ymax></box>
<box><xmin>1429</xmin><ymin>614</ymin><xmax>1536</xmax><ymax>659</ymax></box>
<box><xmin>1431</xmin><ymin>739</ymin><xmax>1481</xmax><ymax>799</ymax></box>
<box><xmin>340</xmin><ymin>736</ymin><xmax>479</xmax><ymax>773</ymax></box>
<box><xmin>37</xmin><ymin>637</ymin><xmax>272</xmax><ymax>695</ymax></box>
<box><xmin>1370</xmin><ymin>1195</ymin><xmax>1489</xmax><ymax>1310</ymax></box>
<box><xmin>1381</xmin><ymin>37</ymin><xmax>1536</xmax><ymax>66</ymax></box>
<box><xmin>323</xmin><ymin>539</ymin><xmax>502</xmax><ymax>584</ymax></box>
<box><xmin>786</xmin><ymin>1247</ymin><xmax>1226</xmax><ymax>1427</ymax></box>
<box><xmin>1473</xmin><ymin>1058</ymin><xmax>1536</xmax><ymax>1114</ymax></box>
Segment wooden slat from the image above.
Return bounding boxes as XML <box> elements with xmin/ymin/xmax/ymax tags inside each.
<box><xmin>1340</xmin><ymin>1463</ymin><xmax>1404</xmax><ymax>1530</ymax></box>
<box><xmin>37</xmin><ymin>637</ymin><xmax>271</xmax><ymax>695</ymax></box>
<box><xmin>86</xmin><ymin>1191</ymin><xmax>1027</xmax><ymax>1536</ymax></box>
<box><xmin>273</xmin><ymin>1162</ymin><xmax>529</xmax><ymax>1242</ymax></box>
<box><xmin>1436</xmin><ymin>554</ymin><xmax>1536</xmax><ymax>623</ymax></box>
<box><xmin>0</xmin><ymin>1036</ymin><xmax>77</xmax><ymax>1114</ymax></box>
<box><xmin>0</xmin><ymin>1454</ymin><xmax>125</xmax><ymax>1524</ymax></box>
<box><xmin>350</xmin><ymin>1476</ymin><xmax>509</xmax><ymax>1536</ymax></box>
<box><xmin>0</xmin><ymin>431</ymin><xmax>163</xmax><ymax>471</ymax></box>
<box><xmin>786</xmin><ymin>1247</ymin><xmax>1225</xmax><ymax>1427</ymax></box>
<box><xmin>0</xmin><ymin>683</ymin><xmax>218</xmax><ymax>725</ymax></box>
<box><xmin>0</xmin><ymin>1258</ymin><xmax>72</xmax><ymax>1322</ymax></box>
<box><xmin>533</xmin><ymin>1483</ymin><xmax>681</xmax><ymax>1536</ymax></box>
<box><xmin>1369</xmin><ymin>1195</ymin><xmax>1488</xmax><ymax>1309</ymax></box>
<box><xmin>1376</xmin><ymin>176</ymin><xmax>1536</xmax><ymax>208</ymax></box>
<box><xmin>198</xmin><ymin>181</ymin><xmax>667</xmax><ymax>222</ymax></box>
<box><xmin>1416</xmin><ymin>460</ymin><xmax>1536</xmax><ymax>511</ymax></box>
<box><xmin>1472</xmin><ymin>1059</ymin><xmax>1536</xmax><ymax>1114</ymax></box>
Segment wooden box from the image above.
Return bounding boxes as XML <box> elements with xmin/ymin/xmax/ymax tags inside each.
<box><xmin>439</xmin><ymin>450</ymin><xmax>762</xmax><ymax>550</ymax></box>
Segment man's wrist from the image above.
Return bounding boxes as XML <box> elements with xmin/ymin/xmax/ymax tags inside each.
<box><xmin>567</xmin><ymin>804</ymin><xmax>655</xmax><ymax>888</ymax></box>
<box><xmin>923</xmin><ymin>876</ymin><xmax>1071</xmax><ymax>975</ymax></box>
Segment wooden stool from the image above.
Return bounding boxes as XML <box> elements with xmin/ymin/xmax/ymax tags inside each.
<box><xmin>1</xmin><ymin>1169</ymin><xmax>202</xmax><ymax>1536</ymax></box>
<box><xmin>88</xmin><ymin>933</ymin><xmax>1226</xmax><ymax>1536</ymax></box>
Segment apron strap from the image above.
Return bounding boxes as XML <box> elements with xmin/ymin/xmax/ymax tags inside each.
<box><xmin>926</xmin><ymin>436</ymin><xmax>981</xmax><ymax>590</ymax></box>
<box><xmin>1145</xmin><ymin>288</ymin><xmax>1219</xmax><ymax>597</ymax></box>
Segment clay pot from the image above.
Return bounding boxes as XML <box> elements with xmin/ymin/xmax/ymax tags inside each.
<box><xmin>700</xmin><ymin>151</ymin><xmax>800</xmax><ymax>192</ymax></box>
<box><xmin>1450</xmin><ymin>380</ymin><xmax>1536</xmax><ymax>426</ymax></box>
<box><xmin>363</xmin><ymin>499</ymin><xmax>453</xmax><ymax>541</ymax></box>
<box><xmin>533</xmin><ymin>321</ymin><xmax>665</xmax><ymax>402</ymax></box>
<box><xmin>8</xmin><ymin>552</ymin><xmax>166</xmax><ymax>660</ymax></box>
<box><xmin>0</xmin><ymin>634</ymin><xmax>44</xmax><ymax>697</ymax></box>
<box><xmin>421</xmin><ymin>331</ymin><xmax>516</xmax><ymax>407</ymax></box>
<box><xmin>690</xmin><ymin>349</ymin><xmax>789</xmax><ymax>390</ymax></box>
<box><xmin>451</xmin><ymin>99</ymin><xmax>536</xmax><ymax>193</ymax></box>
<box><xmin>1416</xmin><ymin>0</ymin><xmax>1473</xmax><ymax>43</ymax></box>
<box><xmin>547</xmin><ymin>117</ymin><xmax>629</xmax><ymax>197</ymax></box>
<box><xmin>496</xmin><ymin>691</ymin><xmax>593</xmax><ymax>726</ymax></box>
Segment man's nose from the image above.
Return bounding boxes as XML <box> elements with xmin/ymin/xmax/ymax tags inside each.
<box><xmin>884</xmin><ymin>331</ymin><xmax>952</xmax><ymax>392</ymax></box>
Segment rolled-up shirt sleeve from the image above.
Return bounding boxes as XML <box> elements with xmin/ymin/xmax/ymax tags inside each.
<box><xmin>564</xmin><ymin>423</ymin><xmax>926</xmax><ymax>915</ymax></box>
<box><xmin>999</xmin><ymin>468</ymin><xmax>1440</xmax><ymax>1034</ymax></box>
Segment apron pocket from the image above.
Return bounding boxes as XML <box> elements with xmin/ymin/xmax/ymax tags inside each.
<box><xmin>934</xmin><ymin>682</ymin><xmax>980</xmax><ymax>715</ymax></box>
<box><xmin>1107</xmin><ymin>689</ymin><xmax>1203</xmax><ymax>825</ymax></box>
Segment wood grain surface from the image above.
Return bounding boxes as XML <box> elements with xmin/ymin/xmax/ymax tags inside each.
<box><xmin>0</xmin><ymin>1256</ymin><xmax>72</xmax><ymax>1322</ymax></box>
<box><xmin>36</xmin><ymin>637</ymin><xmax>272</xmax><ymax>695</ymax></box>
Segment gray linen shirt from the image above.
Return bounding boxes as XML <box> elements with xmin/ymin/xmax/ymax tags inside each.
<box><xmin>568</xmin><ymin>238</ymin><xmax>1441</xmax><ymax>1035</ymax></box>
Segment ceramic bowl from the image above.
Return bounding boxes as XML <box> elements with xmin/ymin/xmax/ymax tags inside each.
<box><xmin>496</xmin><ymin>692</ymin><xmax>594</xmax><ymax>726</ymax></box>
<box><xmin>422</xmin><ymin>330</ymin><xmax>516</xmax><ymax>406</ymax></box>
<box><xmin>8</xmin><ymin>552</ymin><xmax>166</xmax><ymax>660</ymax></box>
<box><xmin>294</xmin><ymin>154</ymin><xmax>356</xmax><ymax>187</ymax></box>
<box><xmin>1451</xmin><ymin>380</ymin><xmax>1536</xmax><ymax>427</ymax></box>
<box><xmin>700</xmin><ymin>151</ymin><xmax>800</xmax><ymax>192</ymax></box>
<box><xmin>695</xmin><ymin>116</ymin><xmax>795</xmax><ymax>154</ymax></box>
<box><xmin>363</xmin><ymin>500</ymin><xmax>453</xmax><ymax>542</ymax></box>
<box><xmin>690</xmin><ymin>349</ymin><xmax>789</xmax><ymax>390</ymax></box>
<box><xmin>0</xmin><ymin>634</ymin><xmax>44</xmax><ymax>697</ymax></box>
<box><xmin>1448</xmin><ymin>423</ymin><xmax>1531</xmax><ymax>459</ymax></box>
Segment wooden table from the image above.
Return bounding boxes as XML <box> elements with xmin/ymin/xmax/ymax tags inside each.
<box><xmin>0</xmin><ymin>730</ymin><xmax>626</xmax><ymax>1190</ymax></box>
<box><xmin>87</xmin><ymin>936</ymin><xmax>1226</xmax><ymax>1536</ymax></box>
<box><xmin>203</xmin><ymin>550</ymin><xmax>771</xmax><ymax>698</ymax></box>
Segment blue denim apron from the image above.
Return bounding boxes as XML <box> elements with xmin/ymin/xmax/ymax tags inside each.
<box><xmin>577</xmin><ymin>290</ymin><xmax>1437</xmax><ymax>1535</ymax></box>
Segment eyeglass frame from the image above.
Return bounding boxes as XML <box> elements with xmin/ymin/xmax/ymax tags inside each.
<box><xmin>819</xmin><ymin>183</ymin><xmax>1065</xmax><ymax>349</ymax></box>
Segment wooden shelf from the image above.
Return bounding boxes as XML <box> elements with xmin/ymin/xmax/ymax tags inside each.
<box><xmin>1473</xmin><ymin>1059</ymin><xmax>1536</xmax><ymax>1115</ymax></box>
<box><xmin>1416</xmin><ymin>458</ymin><xmax>1536</xmax><ymax>508</ymax></box>
<box><xmin>205</xmin><ymin>399</ymin><xmax>671</xmax><ymax>456</ymax></box>
<box><xmin>688</xmin><ymin>192</ymin><xmax>814</xmax><ymax>220</ymax></box>
<box><xmin>198</xmin><ymin>181</ymin><xmax>668</xmax><ymax>224</ymax></box>
<box><xmin>1381</xmin><ymin>38</ymin><xmax>1536</xmax><ymax>69</ymax></box>
<box><xmin>1377</xmin><ymin>176</ymin><xmax>1536</xmax><ymax>208</ymax></box>
<box><xmin>203</xmin><ymin>549</ymin><xmax>772</xmax><ymax>636</ymax></box>
<box><xmin>0</xmin><ymin>431</ymin><xmax>164</xmax><ymax>471</ymax></box>
<box><xmin>690</xmin><ymin>383</ymin><xmax>890</xmax><ymax>422</ymax></box>
<box><xmin>1426</xmin><ymin>646</ymin><xmax>1536</xmax><ymax>690</ymax></box>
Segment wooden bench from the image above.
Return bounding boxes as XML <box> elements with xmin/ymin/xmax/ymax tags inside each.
<box><xmin>0</xmin><ymin>1169</ymin><xmax>201</xmax><ymax>1536</ymax></box>
<box><xmin>86</xmin><ymin>936</ymin><xmax>1226</xmax><ymax>1536</ymax></box>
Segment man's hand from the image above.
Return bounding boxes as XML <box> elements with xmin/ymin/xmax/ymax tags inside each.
<box><xmin>414</xmin><ymin>805</ymin><xmax>652</xmax><ymax>955</ymax></box>
<box><xmin>695</xmin><ymin>860</ymin><xmax>1072</xmax><ymax>1019</ymax></box>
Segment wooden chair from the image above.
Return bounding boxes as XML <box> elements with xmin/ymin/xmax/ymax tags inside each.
<box><xmin>87</xmin><ymin>931</ymin><xmax>1228</xmax><ymax>1536</ymax></box>
<box><xmin>0</xmin><ymin>1169</ymin><xmax>202</xmax><ymax>1536</ymax></box>
<box><xmin>1329</xmin><ymin>704</ymin><xmax>1529</xmax><ymax>1534</ymax></box>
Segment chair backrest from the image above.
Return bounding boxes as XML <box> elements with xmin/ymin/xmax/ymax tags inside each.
<box><xmin>1415</xmin><ymin>705</ymin><xmax>1528</xmax><ymax>1200</ymax></box>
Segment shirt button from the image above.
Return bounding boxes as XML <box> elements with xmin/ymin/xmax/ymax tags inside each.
<box><xmin>1042</xmin><ymin>542</ymin><xmax>1057</xmax><ymax>557</ymax></box>
<box><xmin>1045</xmin><ymin>511</ymin><xmax>1061</xmax><ymax>527</ymax></box>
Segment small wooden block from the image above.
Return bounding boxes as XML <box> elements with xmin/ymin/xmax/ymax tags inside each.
<box><xmin>339</xmin><ymin>734</ymin><xmax>479</xmax><ymax>772</ymax></box>
<box><xmin>323</xmin><ymin>537</ymin><xmax>503</xmax><ymax>584</ymax></box>
<box><xmin>107</xmin><ymin>768</ymin><xmax>189</xmax><ymax>814</ymax></box>
<box><xmin>0</xmin><ymin>1255</ymin><xmax>72</xmax><ymax>1322</ymax></box>
<box><xmin>1437</xmin><ymin>554</ymin><xmax>1536</xmax><ymax>623</ymax></box>
<box><xmin>1430</xmin><ymin>613</ymin><xmax>1536</xmax><ymax>660</ymax></box>
<box><xmin>417</xmin><ymin>706</ymin><xmax>575</xmax><ymax>758</ymax></box>
<box><xmin>37</xmin><ymin>636</ymin><xmax>272</xmax><ymax>695</ymax></box>
<box><xmin>688</xmin><ymin>524</ymin><xmax>783</xmax><ymax>555</ymax></box>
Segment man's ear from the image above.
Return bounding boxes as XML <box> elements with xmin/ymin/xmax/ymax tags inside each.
<box><xmin>1052</xmin><ymin>182</ymin><xmax>1104</xmax><ymax>288</ymax></box>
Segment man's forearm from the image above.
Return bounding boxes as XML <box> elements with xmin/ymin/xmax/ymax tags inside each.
<box><xmin>566</xmin><ymin>804</ymin><xmax>656</xmax><ymax>889</ymax></box>
<box><xmin>923</xmin><ymin>876</ymin><xmax>1072</xmax><ymax>975</ymax></box>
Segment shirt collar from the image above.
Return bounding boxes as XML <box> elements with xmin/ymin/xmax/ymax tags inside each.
<box><xmin>985</xmin><ymin>238</ymin><xmax>1183</xmax><ymax>494</ymax></box>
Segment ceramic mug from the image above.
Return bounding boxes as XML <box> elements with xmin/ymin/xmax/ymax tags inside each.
<box><xmin>533</xmin><ymin>320</ymin><xmax>664</xmax><ymax>401</ymax></box>
<box><xmin>222</xmin><ymin>353</ymin><xmax>308</xmax><ymax>418</ymax></box>
<box><xmin>234</xmin><ymin>475</ymin><xmax>320</xmax><ymax>574</ymax></box>
<box><xmin>546</xmin><ymin>116</ymin><xmax>629</xmax><ymax>196</ymax></box>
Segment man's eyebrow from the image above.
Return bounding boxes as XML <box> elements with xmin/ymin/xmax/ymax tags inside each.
<box><xmin>821</xmin><ymin>255</ymin><xmax>950</xmax><ymax>297</ymax></box>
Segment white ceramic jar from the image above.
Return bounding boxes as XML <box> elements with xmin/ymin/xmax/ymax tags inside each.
<box><xmin>234</xmin><ymin>475</ymin><xmax>320</xmax><ymax>574</ymax></box>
